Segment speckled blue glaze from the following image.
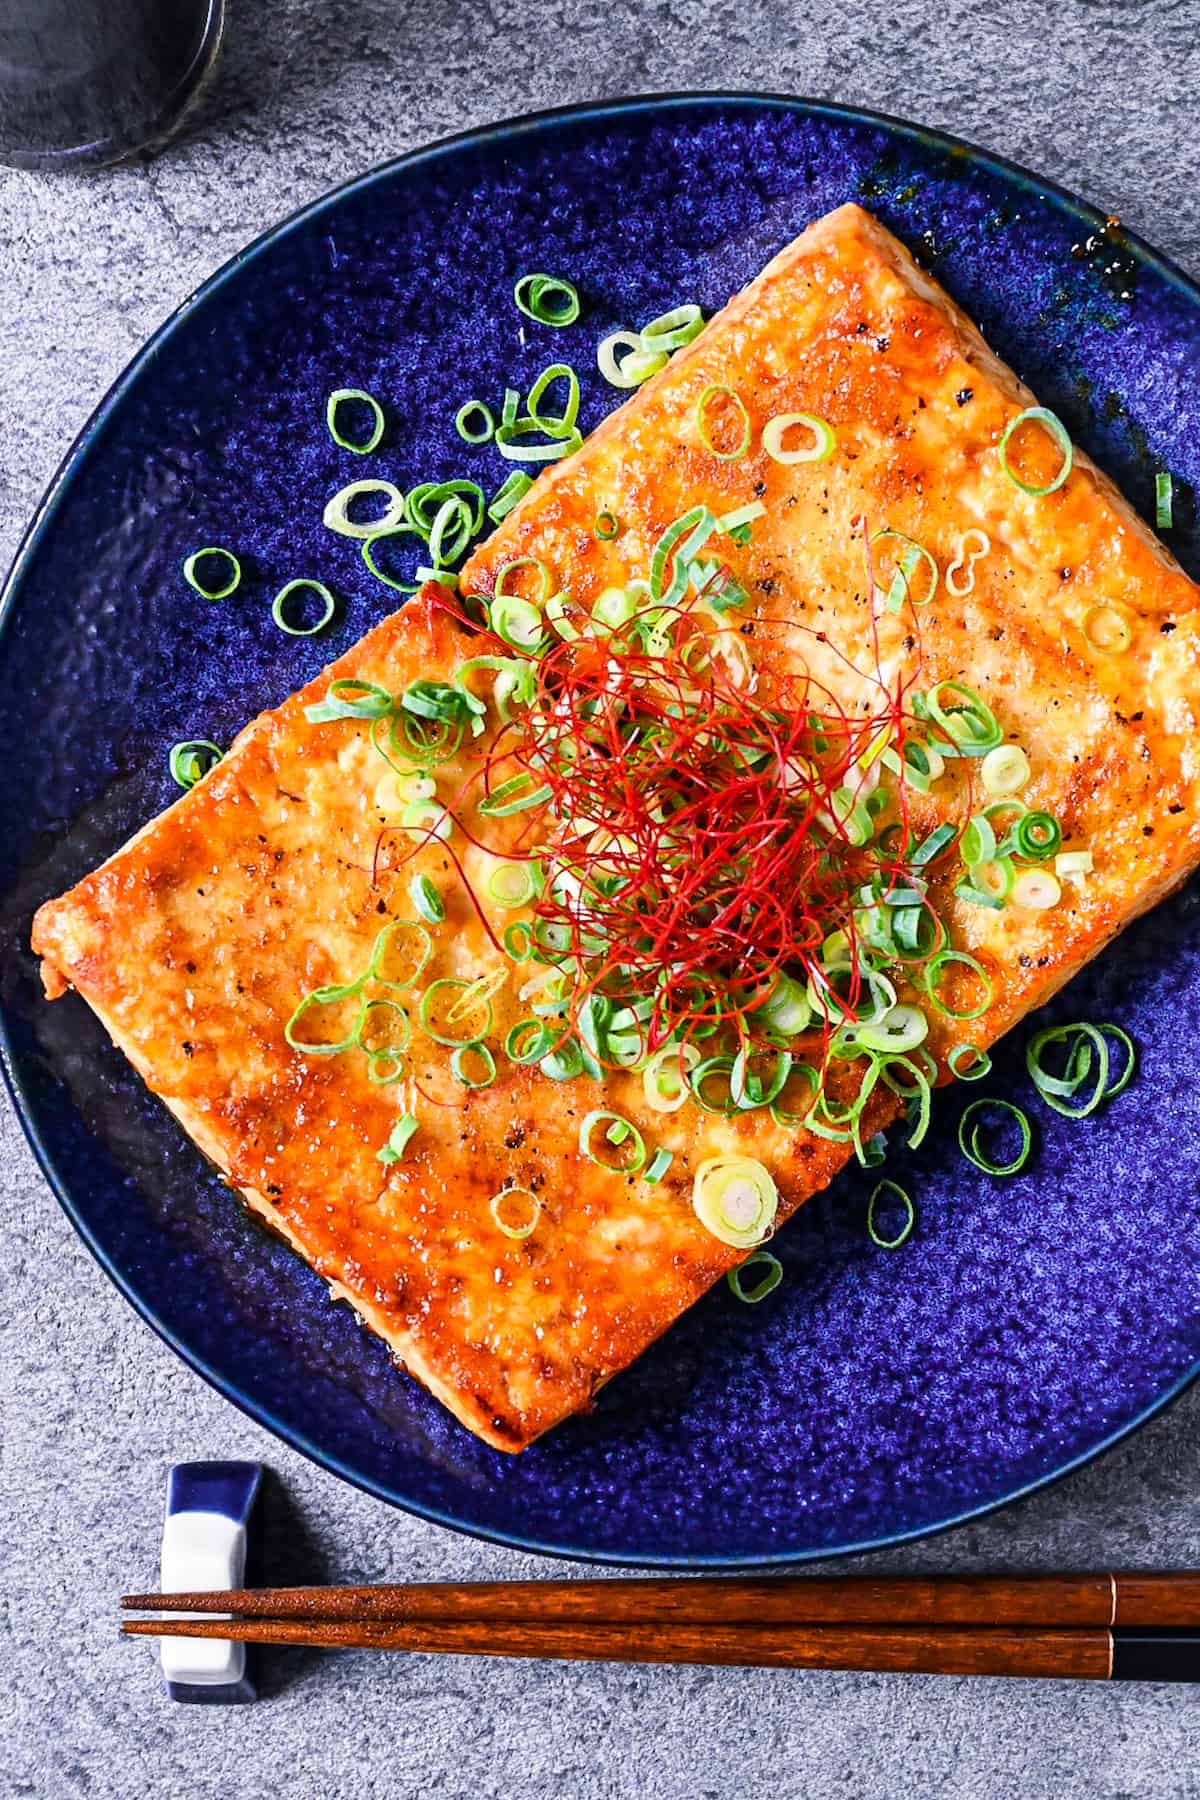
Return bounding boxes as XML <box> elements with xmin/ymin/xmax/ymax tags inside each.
<box><xmin>4</xmin><ymin>95</ymin><xmax>1200</xmax><ymax>1566</ymax></box>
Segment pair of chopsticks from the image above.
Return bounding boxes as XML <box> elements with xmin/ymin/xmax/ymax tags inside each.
<box><xmin>124</xmin><ymin>1573</ymin><xmax>1200</xmax><ymax>1681</ymax></box>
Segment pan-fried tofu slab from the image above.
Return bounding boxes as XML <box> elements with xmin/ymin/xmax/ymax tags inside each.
<box><xmin>34</xmin><ymin>202</ymin><xmax>1200</xmax><ymax>1451</ymax></box>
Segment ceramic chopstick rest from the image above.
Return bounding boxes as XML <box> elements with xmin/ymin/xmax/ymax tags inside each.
<box><xmin>158</xmin><ymin>1461</ymin><xmax>262</xmax><ymax>1704</ymax></box>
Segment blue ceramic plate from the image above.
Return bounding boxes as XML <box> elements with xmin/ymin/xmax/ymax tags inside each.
<box><xmin>4</xmin><ymin>95</ymin><xmax>1200</xmax><ymax>1566</ymax></box>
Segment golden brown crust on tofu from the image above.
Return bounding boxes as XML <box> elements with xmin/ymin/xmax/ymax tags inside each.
<box><xmin>34</xmin><ymin>592</ymin><xmax>881</xmax><ymax>1452</ymax></box>
<box><xmin>463</xmin><ymin>201</ymin><xmax>1200</xmax><ymax>1062</ymax></box>
<box><xmin>35</xmin><ymin>203</ymin><xmax>1200</xmax><ymax>1450</ymax></box>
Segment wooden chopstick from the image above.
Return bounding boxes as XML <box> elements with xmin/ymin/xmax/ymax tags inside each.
<box><xmin>122</xmin><ymin>1615</ymin><xmax>1117</xmax><ymax>1679</ymax></box>
<box><xmin>121</xmin><ymin>1572</ymin><xmax>1200</xmax><ymax>1629</ymax></box>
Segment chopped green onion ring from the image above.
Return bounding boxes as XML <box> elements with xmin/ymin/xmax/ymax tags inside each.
<box><xmin>326</xmin><ymin>388</ymin><xmax>385</xmax><ymax>455</ymax></box>
<box><xmin>948</xmin><ymin>1042</ymin><xmax>992</xmax><ymax>1082</ymax></box>
<box><xmin>762</xmin><ymin>411</ymin><xmax>836</xmax><ymax>465</ymax></box>
<box><xmin>579</xmin><ymin>1109</ymin><xmax>647</xmax><ymax>1174</ymax></box>
<box><xmin>692</xmin><ymin>1155</ymin><xmax>778</xmax><ymax>1248</ymax></box>
<box><xmin>1157</xmin><ymin>470</ymin><xmax>1174</xmax><ymax>531</ymax></box>
<box><xmin>488</xmin><ymin>471</ymin><xmax>533</xmax><ymax>522</ymax></box>
<box><xmin>597</xmin><ymin>330</ymin><xmax>660</xmax><ymax>388</ymax></box>
<box><xmin>455</xmin><ymin>399</ymin><xmax>495</xmax><ymax>444</ymax></box>
<box><xmin>168</xmin><ymin>739</ymin><xmax>222</xmax><ymax>789</ymax></box>
<box><xmin>639</xmin><ymin>303</ymin><xmax>704</xmax><ymax>352</ymax></box>
<box><xmin>408</xmin><ymin>873</ymin><xmax>444</xmax><ymax>924</ymax></box>
<box><xmin>377</xmin><ymin>1113</ymin><xmax>419</xmax><ymax>1165</ymax></box>
<box><xmin>513</xmin><ymin>272</ymin><xmax>580</xmax><ymax>327</ymax></box>
<box><xmin>323</xmin><ymin>480</ymin><xmax>406</xmax><ymax>540</ymax></box>
<box><xmin>727</xmin><ymin>1251</ymin><xmax>783</xmax><ymax>1303</ymax></box>
<box><xmin>867</xmin><ymin>1179</ymin><xmax>915</xmax><ymax>1249</ymax></box>
<box><xmin>362</xmin><ymin>522</ymin><xmax>431</xmax><ymax>594</ymax></box>
<box><xmin>451</xmin><ymin>1042</ymin><xmax>497</xmax><ymax>1088</ymax></box>
<box><xmin>271</xmin><ymin>579</ymin><xmax>336</xmax><ymax>637</ymax></box>
<box><xmin>998</xmin><ymin>406</ymin><xmax>1073</xmax><ymax>497</ymax></box>
<box><xmin>495</xmin><ymin>416</ymin><xmax>582</xmax><ymax>463</ymax></box>
<box><xmin>1025</xmin><ymin>1021</ymin><xmax>1136</xmax><ymax>1118</ymax></box>
<box><xmin>958</xmin><ymin>1098</ymin><xmax>1032</xmax><ymax>1176</ymax></box>
<box><xmin>284</xmin><ymin>978</ymin><xmax>366</xmax><ymax>1056</ymax></box>
<box><xmin>306</xmin><ymin>677</ymin><xmax>394</xmax><ymax>724</ymax></box>
<box><xmin>527</xmin><ymin>362</ymin><xmax>580</xmax><ymax>432</ymax></box>
<box><xmin>183</xmin><ymin>546</ymin><xmax>241</xmax><ymax>600</ymax></box>
<box><xmin>489</xmin><ymin>1185</ymin><xmax>541</xmax><ymax>1239</ymax></box>
<box><xmin>368</xmin><ymin>918</ymin><xmax>433</xmax><ymax>991</ymax></box>
<box><xmin>695</xmin><ymin>383</ymin><xmax>751</xmax><ymax>461</ymax></box>
<box><xmin>923</xmin><ymin>949</ymin><xmax>993</xmax><ymax>1021</ymax></box>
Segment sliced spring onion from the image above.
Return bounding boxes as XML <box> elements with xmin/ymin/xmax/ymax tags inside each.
<box><xmin>377</xmin><ymin>1113</ymin><xmax>418</xmax><ymax>1165</ymax></box>
<box><xmin>455</xmin><ymin>399</ymin><xmax>495</xmax><ymax>444</ymax></box>
<box><xmin>873</xmin><ymin>529</ymin><xmax>938</xmax><ymax>613</ymax></box>
<box><xmin>419</xmin><ymin>977</ymin><xmax>493</xmax><ymax>1046</ymax></box>
<box><xmin>923</xmin><ymin>949</ymin><xmax>992</xmax><ymax>1021</ymax></box>
<box><xmin>727</xmin><ymin>1251</ymin><xmax>783</xmax><ymax>1303</ymax></box>
<box><xmin>513</xmin><ymin>272</ymin><xmax>580</xmax><ymax>327</ymax></box>
<box><xmin>1012</xmin><ymin>869</ymin><xmax>1061</xmax><ymax>910</ymax></box>
<box><xmin>998</xmin><ymin>406</ymin><xmax>1073</xmax><ymax>497</ymax></box>
<box><xmin>958</xmin><ymin>1098</ymin><xmax>1032</xmax><ymax>1176</ymax></box>
<box><xmin>1026</xmin><ymin>1020</ymin><xmax>1135</xmax><ymax>1118</ymax></box>
<box><xmin>488</xmin><ymin>471</ymin><xmax>533</xmax><ymax>522</ymax></box>
<box><xmin>326</xmin><ymin>388</ymin><xmax>384</xmax><ymax>455</ymax></box>
<box><xmin>323</xmin><ymin>479</ymin><xmax>406</xmax><ymax>540</ymax></box>
<box><xmin>305</xmin><ymin>677</ymin><xmax>394</xmax><ymax>724</ymax></box>
<box><xmin>362</xmin><ymin>522</ymin><xmax>433</xmax><ymax>594</ymax></box>
<box><xmin>1010</xmin><ymin>811</ymin><xmax>1061</xmax><ymax>862</ymax></box>
<box><xmin>650</xmin><ymin>505</ymin><xmax>717</xmax><ymax>606</ymax></box>
<box><xmin>579</xmin><ymin>1109</ymin><xmax>647</xmax><ymax>1173</ymax></box>
<box><xmin>1156</xmin><ymin>470</ymin><xmax>1174</xmax><ymax>531</ymax></box>
<box><xmin>182</xmin><ymin>546</ymin><xmax>241</xmax><ymax>600</ymax></box>
<box><xmin>486</xmin><ymin>861</ymin><xmax>540</xmax><ymax>907</ymax></box>
<box><xmin>527</xmin><ymin>362</ymin><xmax>580</xmax><ymax>432</ymax></box>
<box><xmin>597</xmin><ymin>330</ymin><xmax>661</xmax><ymax>388</ymax></box>
<box><xmin>644</xmin><ymin>1147</ymin><xmax>675</xmax><ymax>1184</ymax></box>
<box><xmin>594</xmin><ymin>508</ymin><xmax>620</xmax><ymax>540</ymax></box>
<box><xmin>981</xmin><ymin>744</ymin><xmax>1030</xmax><ymax>795</ymax></box>
<box><xmin>271</xmin><ymin>578</ymin><xmax>336</xmax><ymax>637</ymax></box>
<box><xmin>695</xmin><ymin>384</ymin><xmax>751</xmax><ymax>461</ymax></box>
<box><xmin>692</xmin><ymin>1155</ymin><xmax>778</xmax><ymax>1248</ymax></box>
<box><xmin>355</xmin><ymin>997</ymin><xmax>411</xmax><ymax>1086</ymax></box>
<box><xmin>168</xmin><ymin>739</ymin><xmax>222</xmax><ymax>789</ymax></box>
<box><xmin>867</xmin><ymin>1179</ymin><xmax>915</xmax><ymax>1249</ymax></box>
<box><xmin>642</xmin><ymin>1044</ymin><xmax>700</xmax><ymax>1113</ymax></box>
<box><xmin>407</xmin><ymin>873</ymin><xmax>444</xmax><ymax>924</ymax></box>
<box><xmin>489</xmin><ymin>1185</ymin><xmax>541</xmax><ymax>1239</ymax></box>
<box><xmin>944</xmin><ymin>528</ymin><xmax>990</xmax><ymax>598</ymax></box>
<box><xmin>919</xmin><ymin>681</ymin><xmax>1002</xmax><ymax>757</ymax></box>
<box><xmin>494</xmin><ymin>416</ymin><xmax>582</xmax><ymax>463</ymax></box>
<box><xmin>947</xmin><ymin>1042</ymin><xmax>992</xmax><ymax>1082</ymax></box>
<box><xmin>368</xmin><ymin>918</ymin><xmax>433</xmax><ymax>991</ymax></box>
<box><xmin>910</xmin><ymin>822</ymin><xmax>957</xmax><ymax>865</ymax></box>
<box><xmin>451</xmin><ymin>1042</ymin><xmax>496</xmax><ymax>1088</ymax></box>
<box><xmin>757</xmin><ymin>974</ymin><xmax>811</xmax><ymax>1037</ymax></box>
<box><xmin>959</xmin><ymin>815</ymin><xmax>997</xmax><ymax>866</ymax></box>
<box><xmin>479</xmin><ymin>774</ymin><xmax>552</xmax><ymax>817</ymax></box>
<box><xmin>284</xmin><ymin>978</ymin><xmax>365</xmax><ymax>1056</ymax></box>
<box><xmin>762</xmin><ymin>411</ymin><xmax>835</xmax><ymax>465</ymax></box>
<box><xmin>1081</xmin><ymin>603</ymin><xmax>1133</xmax><ymax>655</ymax></box>
<box><xmin>1056</xmin><ymin>849</ymin><xmax>1094</xmax><ymax>885</ymax></box>
<box><xmin>639</xmin><ymin>303</ymin><xmax>704</xmax><ymax>352</ymax></box>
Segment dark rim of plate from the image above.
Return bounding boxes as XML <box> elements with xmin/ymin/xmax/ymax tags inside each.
<box><xmin>2</xmin><ymin>91</ymin><xmax>1198</xmax><ymax>1567</ymax></box>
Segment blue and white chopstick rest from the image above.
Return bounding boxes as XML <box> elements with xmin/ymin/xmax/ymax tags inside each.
<box><xmin>159</xmin><ymin>1461</ymin><xmax>262</xmax><ymax>1704</ymax></box>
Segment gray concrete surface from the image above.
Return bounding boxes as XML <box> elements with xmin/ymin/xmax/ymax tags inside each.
<box><xmin>5</xmin><ymin>3</ymin><xmax>1200</xmax><ymax>1794</ymax></box>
